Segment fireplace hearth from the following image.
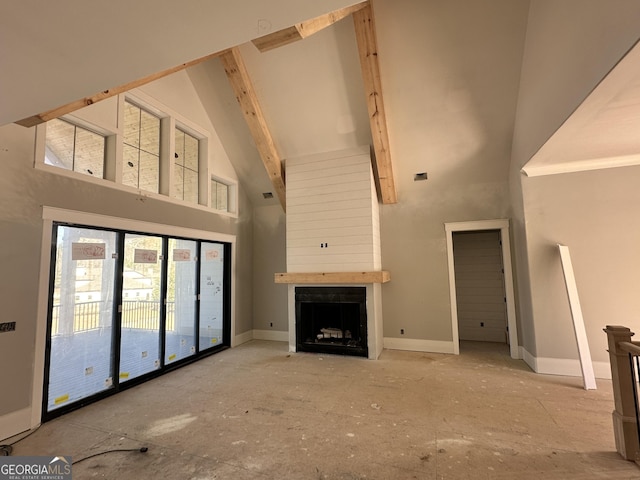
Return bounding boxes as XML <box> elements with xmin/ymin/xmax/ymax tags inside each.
<box><xmin>295</xmin><ymin>287</ymin><xmax>368</xmax><ymax>357</ymax></box>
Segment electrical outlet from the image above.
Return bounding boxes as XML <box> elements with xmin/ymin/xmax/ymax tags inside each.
<box><xmin>270</xmin><ymin>322</ymin><xmax>273</xmax><ymax>327</ymax></box>
<box><xmin>400</xmin><ymin>329</ymin><xmax>405</xmax><ymax>335</ymax></box>
<box><xmin>480</xmin><ymin>322</ymin><xmax>485</xmax><ymax>327</ymax></box>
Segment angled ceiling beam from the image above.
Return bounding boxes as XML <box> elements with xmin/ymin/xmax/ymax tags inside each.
<box><xmin>252</xmin><ymin>2</ymin><xmax>368</xmax><ymax>53</ymax></box>
<box><xmin>353</xmin><ymin>2</ymin><xmax>397</xmax><ymax>204</ymax></box>
<box><xmin>220</xmin><ymin>47</ymin><xmax>286</xmax><ymax>211</ymax></box>
<box><xmin>15</xmin><ymin>50</ymin><xmax>225</xmax><ymax>128</ymax></box>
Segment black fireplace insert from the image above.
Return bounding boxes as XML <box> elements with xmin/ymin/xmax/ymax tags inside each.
<box><xmin>295</xmin><ymin>286</ymin><xmax>367</xmax><ymax>357</ymax></box>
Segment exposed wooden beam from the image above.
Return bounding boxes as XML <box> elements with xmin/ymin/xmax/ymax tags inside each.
<box><xmin>220</xmin><ymin>47</ymin><xmax>287</xmax><ymax>211</ymax></box>
<box><xmin>274</xmin><ymin>271</ymin><xmax>390</xmax><ymax>284</ymax></box>
<box><xmin>353</xmin><ymin>2</ymin><xmax>397</xmax><ymax>204</ymax></box>
<box><xmin>252</xmin><ymin>2</ymin><xmax>368</xmax><ymax>53</ymax></box>
<box><xmin>15</xmin><ymin>50</ymin><xmax>225</xmax><ymax>128</ymax></box>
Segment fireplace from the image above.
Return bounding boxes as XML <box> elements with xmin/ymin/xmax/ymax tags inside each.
<box><xmin>295</xmin><ymin>287</ymin><xmax>368</xmax><ymax>357</ymax></box>
<box><xmin>281</xmin><ymin>147</ymin><xmax>386</xmax><ymax>360</ymax></box>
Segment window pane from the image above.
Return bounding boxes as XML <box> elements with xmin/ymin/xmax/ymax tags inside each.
<box><xmin>166</xmin><ymin>239</ymin><xmax>197</xmax><ymax>364</ymax></box>
<box><xmin>174</xmin><ymin>130</ymin><xmax>185</xmax><ymax>167</ymax></box>
<box><xmin>123</xmin><ymin>101</ymin><xmax>159</xmax><ymax>192</ymax></box>
<box><xmin>200</xmin><ymin>242</ymin><xmax>225</xmax><ymax>350</ymax></box>
<box><xmin>45</xmin><ymin>119</ymin><xmax>75</xmax><ymax>170</ymax></box>
<box><xmin>216</xmin><ymin>183</ymin><xmax>228</xmax><ymax>212</ymax></box>
<box><xmin>74</xmin><ymin>128</ymin><xmax>105</xmax><ymax>177</ymax></box>
<box><xmin>122</xmin><ymin>145</ymin><xmax>139</xmax><ymax>189</ymax></box>
<box><xmin>47</xmin><ymin>226</ymin><xmax>117</xmax><ymax>412</ymax></box>
<box><xmin>140</xmin><ymin>110</ymin><xmax>160</xmax><ymax>156</ymax></box>
<box><xmin>173</xmin><ymin>166</ymin><xmax>184</xmax><ymax>200</ymax></box>
<box><xmin>184</xmin><ymin>133</ymin><xmax>199</xmax><ymax>171</ymax></box>
<box><xmin>123</xmin><ymin>102</ymin><xmax>140</xmax><ymax>148</ymax></box>
<box><xmin>138</xmin><ymin>151</ymin><xmax>159</xmax><ymax>193</ymax></box>
<box><xmin>183</xmin><ymin>169</ymin><xmax>198</xmax><ymax>204</ymax></box>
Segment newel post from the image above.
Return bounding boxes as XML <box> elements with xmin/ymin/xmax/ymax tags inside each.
<box><xmin>604</xmin><ymin>325</ymin><xmax>640</xmax><ymax>461</ymax></box>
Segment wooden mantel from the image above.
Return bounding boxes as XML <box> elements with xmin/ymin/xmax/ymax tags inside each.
<box><xmin>275</xmin><ymin>271</ymin><xmax>390</xmax><ymax>284</ymax></box>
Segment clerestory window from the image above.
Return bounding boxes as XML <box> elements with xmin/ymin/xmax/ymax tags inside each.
<box><xmin>174</xmin><ymin>128</ymin><xmax>199</xmax><ymax>205</ymax></box>
<box><xmin>211</xmin><ymin>178</ymin><xmax>229</xmax><ymax>212</ymax></box>
<box><xmin>45</xmin><ymin>118</ymin><xmax>105</xmax><ymax>178</ymax></box>
<box><xmin>122</xmin><ymin>100</ymin><xmax>160</xmax><ymax>193</ymax></box>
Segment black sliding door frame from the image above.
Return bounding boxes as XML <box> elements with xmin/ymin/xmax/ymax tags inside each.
<box><xmin>43</xmin><ymin>221</ymin><xmax>231</xmax><ymax>421</ymax></box>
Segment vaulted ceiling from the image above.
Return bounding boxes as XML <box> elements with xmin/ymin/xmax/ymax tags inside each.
<box><xmin>1</xmin><ymin>0</ymin><xmax>397</xmax><ymax>210</ymax></box>
<box><xmin>3</xmin><ymin>0</ymin><xmax>640</xmax><ymax>211</ymax></box>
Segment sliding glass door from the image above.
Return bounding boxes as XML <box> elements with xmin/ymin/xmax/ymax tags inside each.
<box><xmin>165</xmin><ymin>238</ymin><xmax>197</xmax><ymax>364</ymax></box>
<box><xmin>44</xmin><ymin>224</ymin><xmax>230</xmax><ymax>419</ymax></box>
<box><xmin>199</xmin><ymin>242</ymin><xmax>225</xmax><ymax>350</ymax></box>
<box><xmin>46</xmin><ymin>226</ymin><xmax>117</xmax><ymax>411</ymax></box>
<box><xmin>119</xmin><ymin>233</ymin><xmax>163</xmax><ymax>383</ymax></box>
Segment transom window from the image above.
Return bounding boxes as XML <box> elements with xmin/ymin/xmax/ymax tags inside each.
<box><xmin>122</xmin><ymin>100</ymin><xmax>160</xmax><ymax>193</ymax></box>
<box><xmin>174</xmin><ymin>129</ymin><xmax>199</xmax><ymax>204</ymax></box>
<box><xmin>38</xmin><ymin>93</ymin><xmax>238</xmax><ymax>216</ymax></box>
<box><xmin>211</xmin><ymin>179</ymin><xmax>229</xmax><ymax>212</ymax></box>
<box><xmin>45</xmin><ymin>118</ymin><xmax>105</xmax><ymax>178</ymax></box>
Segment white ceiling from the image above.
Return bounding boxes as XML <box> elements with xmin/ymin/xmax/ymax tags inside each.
<box><xmin>5</xmin><ymin>1</ymin><xmax>640</xmax><ymax>208</ymax></box>
<box><xmin>184</xmin><ymin>14</ymin><xmax>372</xmax><ymax>206</ymax></box>
<box><xmin>522</xmin><ymin>40</ymin><xmax>640</xmax><ymax>177</ymax></box>
<box><xmin>0</xmin><ymin>0</ymin><xmax>361</xmax><ymax>126</ymax></box>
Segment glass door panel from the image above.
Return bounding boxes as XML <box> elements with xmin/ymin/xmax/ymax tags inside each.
<box><xmin>165</xmin><ymin>238</ymin><xmax>197</xmax><ymax>364</ymax></box>
<box><xmin>120</xmin><ymin>234</ymin><xmax>163</xmax><ymax>382</ymax></box>
<box><xmin>47</xmin><ymin>226</ymin><xmax>116</xmax><ymax>412</ymax></box>
<box><xmin>199</xmin><ymin>242</ymin><xmax>225</xmax><ymax>350</ymax></box>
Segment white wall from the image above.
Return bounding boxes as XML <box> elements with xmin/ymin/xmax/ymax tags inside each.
<box><xmin>374</xmin><ymin>0</ymin><xmax>529</xmax><ymax>342</ymax></box>
<box><xmin>510</xmin><ymin>0</ymin><xmax>640</xmax><ymax>369</ymax></box>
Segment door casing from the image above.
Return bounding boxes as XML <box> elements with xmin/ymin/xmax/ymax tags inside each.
<box><xmin>445</xmin><ymin>219</ymin><xmax>519</xmax><ymax>358</ymax></box>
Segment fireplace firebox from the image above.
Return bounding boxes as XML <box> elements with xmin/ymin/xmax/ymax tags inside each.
<box><xmin>295</xmin><ymin>287</ymin><xmax>368</xmax><ymax>357</ymax></box>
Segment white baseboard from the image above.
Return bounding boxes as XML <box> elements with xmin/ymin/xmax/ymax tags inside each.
<box><xmin>0</xmin><ymin>407</ymin><xmax>32</xmax><ymax>443</ymax></box>
<box><xmin>234</xmin><ymin>330</ymin><xmax>253</xmax><ymax>347</ymax></box>
<box><xmin>252</xmin><ymin>330</ymin><xmax>289</xmax><ymax>342</ymax></box>
<box><xmin>520</xmin><ymin>346</ymin><xmax>537</xmax><ymax>372</ymax></box>
<box><xmin>383</xmin><ymin>337</ymin><xmax>456</xmax><ymax>354</ymax></box>
<box><xmin>520</xmin><ymin>347</ymin><xmax>611</xmax><ymax>380</ymax></box>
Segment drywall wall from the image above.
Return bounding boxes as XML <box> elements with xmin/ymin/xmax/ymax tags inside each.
<box><xmin>187</xmin><ymin>59</ymin><xmax>281</xmax><ymax>208</ymax></box>
<box><xmin>0</xmin><ymin>73</ymin><xmax>252</xmax><ymax>436</ymax></box>
<box><xmin>523</xmin><ymin>167</ymin><xmax>640</xmax><ymax>363</ymax></box>
<box><xmin>252</xmin><ymin>205</ymin><xmax>288</xmax><ymax>332</ymax></box>
<box><xmin>138</xmin><ymin>71</ymin><xmax>238</xmax><ymax>183</ymax></box>
<box><xmin>509</xmin><ymin>0</ymin><xmax>640</xmax><ymax>366</ymax></box>
<box><xmin>234</xmin><ymin>186</ymin><xmax>255</xmax><ymax>338</ymax></box>
<box><xmin>373</xmin><ymin>0</ymin><xmax>529</xmax><ymax>343</ymax></box>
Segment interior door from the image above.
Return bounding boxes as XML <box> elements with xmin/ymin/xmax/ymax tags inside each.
<box><xmin>453</xmin><ymin>230</ymin><xmax>508</xmax><ymax>343</ymax></box>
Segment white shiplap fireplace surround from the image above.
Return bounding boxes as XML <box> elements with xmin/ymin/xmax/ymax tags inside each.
<box><xmin>275</xmin><ymin>146</ymin><xmax>388</xmax><ymax>359</ymax></box>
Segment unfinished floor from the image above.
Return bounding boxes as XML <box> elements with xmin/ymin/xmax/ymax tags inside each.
<box><xmin>6</xmin><ymin>340</ymin><xmax>639</xmax><ymax>479</ymax></box>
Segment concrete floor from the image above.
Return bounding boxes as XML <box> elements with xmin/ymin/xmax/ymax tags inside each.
<box><xmin>8</xmin><ymin>340</ymin><xmax>640</xmax><ymax>479</ymax></box>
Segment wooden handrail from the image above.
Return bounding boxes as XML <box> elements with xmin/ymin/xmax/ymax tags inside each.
<box><xmin>620</xmin><ymin>341</ymin><xmax>640</xmax><ymax>356</ymax></box>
